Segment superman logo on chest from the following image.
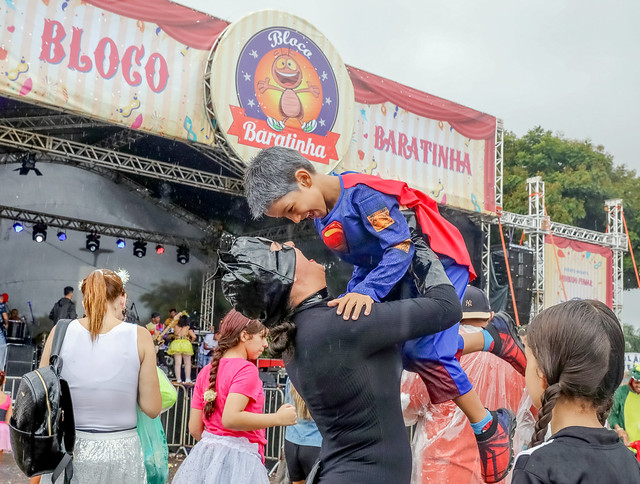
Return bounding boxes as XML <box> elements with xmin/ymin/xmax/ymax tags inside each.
<box><xmin>321</xmin><ymin>220</ymin><xmax>349</xmax><ymax>253</ymax></box>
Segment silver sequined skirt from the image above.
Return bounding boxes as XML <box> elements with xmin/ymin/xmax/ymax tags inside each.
<box><xmin>41</xmin><ymin>428</ymin><xmax>146</xmax><ymax>484</ymax></box>
<box><xmin>172</xmin><ymin>431</ymin><xmax>269</xmax><ymax>484</ymax></box>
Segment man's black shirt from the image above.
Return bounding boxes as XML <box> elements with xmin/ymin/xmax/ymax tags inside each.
<box><xmin>285</xmin><ymin>283</ymin><xmax>461</xmax><ymax>484</ymax></box>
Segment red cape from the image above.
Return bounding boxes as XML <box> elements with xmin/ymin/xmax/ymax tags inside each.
<box><xmin>342</xmin><ymin>174</ymin><xmax>476</xmax><ymax>280</ymax></box>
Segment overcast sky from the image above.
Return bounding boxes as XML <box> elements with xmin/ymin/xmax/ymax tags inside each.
<box><xmin>173</xmin><ymin>0</ymin><xmax>640</xmax><ymax>326</ymax></box>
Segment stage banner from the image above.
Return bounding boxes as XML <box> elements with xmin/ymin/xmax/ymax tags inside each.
<box><xmin>625</xmin><ymin>353</ymin><xmax>640</xmax><ymax>373</ymax></box>
<box><xmin>544</xmin><ymin>236</ymin><xmax>613</xmax><ymax>308</ymax></box>
<box><xmin>337</xmin><ymin>101</ymin><xmax>492</xmax><ymax>213</ymax></box>
<box><xmin>206</xmin><ymin>10</ymin><xmax>355</xmax><ymax>174</ymax></box>
<box><xmin>0</xmin><ymin>0</ymin><xmax>221</xmax><ymax>144</ymax></box>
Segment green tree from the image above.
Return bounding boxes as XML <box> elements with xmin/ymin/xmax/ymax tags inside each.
<box><xmin>623</xmin><ymin>324</ymin><xmax>640</xmax><ymax>352</ymax></box>
<box><xmin>503</xmin><ymin>127</ymin><xmax>640</xmax><ymax>288</ymax></box>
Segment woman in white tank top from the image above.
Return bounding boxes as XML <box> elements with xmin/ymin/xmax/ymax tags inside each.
<box><xmin>39</xmin><ymin>269</ymin><xmax>161</xmax><ymax>484</ymax></box>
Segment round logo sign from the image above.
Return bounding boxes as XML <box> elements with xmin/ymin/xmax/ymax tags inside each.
<box><xmin>205</xmin><ymin>10</ymin><xmax>354</xmax><ymax>173</ymax></box>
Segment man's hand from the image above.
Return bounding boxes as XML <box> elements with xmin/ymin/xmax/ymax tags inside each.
<box><xmin>328</xmin><ymin>292</ymin><xmax>374</xmax><ymax>320</ymax></box>
<box><xmin>615</xmin><ymin>425</ymin><xmax>630</xmax><ymax>446</ymax></box>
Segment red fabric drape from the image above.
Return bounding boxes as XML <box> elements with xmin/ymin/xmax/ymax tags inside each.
<box><xmin>84</xmin><ymin>0</ymin><xmax>228</xmax><ymax>51</ymax></box>
<box><xmin>347</xmin><ymin>65</ymin><xmax>496</xmax><ymax>141</ymax></box>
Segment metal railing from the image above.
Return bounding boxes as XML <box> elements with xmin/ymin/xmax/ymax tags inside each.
<box><xmin>161</xmin><ymin>383</ymin><xmax>286</xmax><ymax>463</ymax></box>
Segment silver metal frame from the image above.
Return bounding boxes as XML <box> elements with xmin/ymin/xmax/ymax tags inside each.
<box><xmin>526</xmin><ymin>176</ymin><xmax>546</xmax><ymax>317</ymax></box>
<box><xmin>0</xmin><ymin>123</ymin><xmax>243</xmax><ymax>194</ymax></box>
<box><xmin>605</xmin><ymin>199</ymin><xmax>626</xmax><ymax>319</ymax></box>
<box><xmin>0</xmin><ymin>204</ymin><xmax>204</xmax><ymax>248</ymax></box>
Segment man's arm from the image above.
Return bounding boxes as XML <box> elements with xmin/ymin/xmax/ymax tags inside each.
<box><xmin>348</xmin><ymin>252</ymin><xmax>461</xmax><ymax>355</ymax></box>
<box><xmin>355</xmin><ymin>283</ymin><xmax>461</xmax><ymax>355</ymax></box>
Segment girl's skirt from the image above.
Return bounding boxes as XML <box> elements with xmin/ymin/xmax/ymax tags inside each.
<box><xmin>41</xmin><ymin>428</ymin><xmax>146</xmax><ymax>483</ymax></box>
<box><xmin>173</xmin><ymin>431</ymin><xmax>269</xmax><ymax>484</ymax></box>
<box><xmin>0</xmin><ymin>421</ymin><xmax>10</xmax><ymax>451</ymax></box>
<box><xmin>167</xmin><ymin>338</ymin><xmax>194</xmax><ymax>356</ymax></box>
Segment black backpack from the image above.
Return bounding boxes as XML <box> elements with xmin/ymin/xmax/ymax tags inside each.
<box><xmin>10</xmin><ymin>319</ymin><xmax>75</xmax><ymax>483</ymax></box>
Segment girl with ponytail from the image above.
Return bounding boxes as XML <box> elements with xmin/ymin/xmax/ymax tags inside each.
<box><xmin>174</xmin><ymin>309</ymin><xmax>296</xmax><ymax>484</ymax></box>
<box><xmin>39</xmin><ymin>269</ymin><xmax>161</xmax><ymax>483</ymax></box>
<box><xmin>512</xmin><ymin>300</ymin><xmax>640</xmax><ymax>483</ymax></box>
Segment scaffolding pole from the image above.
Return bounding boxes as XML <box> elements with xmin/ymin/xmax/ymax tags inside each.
<box><xmin>527</xmin><ymin>176</ymin><xmax>546</xmax><ymax>318</ymax></box>
<box><xmin>605</xmin><ymin>199</ymin><xmax>626</xmax><ymax>320</ymax></box>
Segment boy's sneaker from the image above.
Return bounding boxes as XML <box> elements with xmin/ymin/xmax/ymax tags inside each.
<box><xmin>475</xmin><ymin>408</ymin><xmax>516</xmax><ymax>483</ymax></box>
<box><xmin>485</xmin><ymin>312</ymin><xmax>526</xmax><ymax>376</ymax></box>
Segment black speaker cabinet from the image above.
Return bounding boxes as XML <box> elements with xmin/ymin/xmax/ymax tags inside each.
<box><xmin>5</xmin><ymin>343</ymin><xmax>36</xmax><ymax>378</ymax></box>
<box><xmin>492</xmin><ymin>244</ymin><xmax>535</xmax><ymax>325</ymax></box>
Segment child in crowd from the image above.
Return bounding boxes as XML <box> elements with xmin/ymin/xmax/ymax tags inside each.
<box><xmin>0</xmin><ymin>371</ymin><xmax>11</xmax><ymax>459</ymax></box>
<box><xmin>512</xmin><ymin>300</ymin><xmax>640</xmax><ymax>483</ymax></box>
<box><xmin>245</xmin><ymin>146</ymin><xmax>525</xmax><ymax>482</ymax></box>
<box><xmin>173</xmin><ymin>310</ymin><xmax>296</xmax><ymax>484</ymax></box>
<box><xmin>167</xmin><ymin>315</ymin><xmax>196</xmax><ymax>383</ymax></box>
<box><xmin>284</xmin><ymin>381</ymin><xmax>322</xmax><ymax>484</ymax></box>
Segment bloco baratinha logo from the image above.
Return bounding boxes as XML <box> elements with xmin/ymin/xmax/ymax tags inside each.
<box><xmin>227</xmin><ymin>27</ymin><xmax>340</xmax><ymax>164</ymax></box>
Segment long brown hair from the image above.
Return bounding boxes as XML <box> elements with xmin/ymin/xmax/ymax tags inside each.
<box><xmin>289</xmin><ymin>382</ymin><xmax>312</xmax><ymax>420</ymax></box>
<box><xmin>80</xmin><ymin>269</ymin><xmax>125</xmax><ymax>342</ymax></box>
<box><xmin>203</xmin><ymin>310</ymin><xmax>267</xmax><ymax>419</ymax></box>
<box><xmin>526</xmin><ymin>300</ymin><xmax>624</xmax><ymax>447</ymax></box>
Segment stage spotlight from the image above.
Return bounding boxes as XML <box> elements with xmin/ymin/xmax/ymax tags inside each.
<box><xmin>32</xmin><ymin>223</ymin><xmax>47</xmax><ymax>243</ymax></box>
<box><xmin>177</xmin><ymin>245</ymin><xmax>189</xmax><ymax>264</ymax></box>
<box><xmin>57</xmin><ymin>231</ymin><xmax>67</xmax><ymax>241</ymax></box>
<box><xmin>13</xmin><ymin>222</ymin><xmax>24</xmax><ymax>233</ymax></box>
<box><xmin>86</xmin><ymin>232</ymin><xmax>100</xmax><ymax>252</ymax></box>
<box><xmin>155</xmin><ymin>244</ymin><xmax>165</xmax><ymax>255</ymax></box>
<box><xmin>133</xmin><ymin>239</ymin><xmax>147</xmax><ymax>258</ymax></box>
<box><xmin>117</xmin><ymin>238</ymin><xmax>126</xmax><ymax>249</ymax></box>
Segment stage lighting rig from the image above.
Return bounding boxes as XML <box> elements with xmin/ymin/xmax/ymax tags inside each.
<box><xmin>57</xmin><ymin>231</ymin><xmax>67</xmax><ymax>241</ymax></box>
<box><xmin>133</xmin><ymin>239</ymin><xmax>147</xmax><ymax>258</ymax></box>
<box><xmin>177</xmin><ymin>245</ymin><xmax>189</xmax><ymax>264</ymax></box>
<box><xmin>32</xmin><ymin>223</ymin><xmax>47</xmax><ymax>243</ymax></box>
<box><xmin>117</xmin><ymin>238</ymin><xmax>126</xmax><ymax>249</ymax></box>
<box><xmin>14</xmin><ymin>153</ymin><xmax>43</xmax><ymax>176</ymax></box>
<box><xmin>13</xmin><ymin>222</ymin><xmax>24</xmax><ymax>233</ymax></box>
<box><xmin>86</xmin><ymin>232</ymin><xmax>100</xmax><ymax>252</ymax></box>
<box><xmin>155</xmin><ymin>244</ymin><xmax>165</xmax><ymax>255</ymax></box>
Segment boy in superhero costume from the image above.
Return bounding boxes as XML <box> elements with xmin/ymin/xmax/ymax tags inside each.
<box><xmin>245</xmin><ymin>147</ymin><xmax>527</xmax><ymax>483</ymax></box>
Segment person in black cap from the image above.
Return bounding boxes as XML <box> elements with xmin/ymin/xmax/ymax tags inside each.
<box><xmin>215</xmin><ymin>235</ymin><xmax>462</xmax><ymax>484</ymax></box>
<box><xmin>454</xmin><ymin>286</ymin><xmax>526</xmax><ymax>375</ymax></box>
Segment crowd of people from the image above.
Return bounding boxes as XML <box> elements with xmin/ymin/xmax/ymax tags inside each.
<box><xmin>0</xmin><ymin>145</ymin><xmax>638</xmax><ymax>484</ymax></box>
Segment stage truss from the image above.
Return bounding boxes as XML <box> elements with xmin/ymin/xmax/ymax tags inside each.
<box><xmin>0</xmin><ymin>99</ymin><xmax>627</xmax><ymax>325</ymax></box>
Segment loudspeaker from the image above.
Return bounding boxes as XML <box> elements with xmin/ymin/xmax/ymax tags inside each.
<box><xmin>492</xmin><ymin>245</ymin><xmax>534</xmax><ymax>325</ymax></box>
<box><xmin>5</xmin><ymin>343</ymin><xmax>36</xmax><ymax>378</ymax></box>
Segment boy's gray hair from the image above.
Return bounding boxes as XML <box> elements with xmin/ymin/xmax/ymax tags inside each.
<box><xmin>244</xmin><ymin>147</ymin><xmax>316</xmax><ymax>219</ymax></box>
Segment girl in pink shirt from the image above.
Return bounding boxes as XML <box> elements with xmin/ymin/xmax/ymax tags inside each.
<box><xmin>173</xmin><ymin>310</ymin><xmax>296</xmax><ymax>484</ymax></box>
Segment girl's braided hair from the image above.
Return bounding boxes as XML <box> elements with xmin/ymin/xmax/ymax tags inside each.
<box><xmin>526</xmin><ymin>300</ymin><xmax>624</xmax><ymax>447</ymax></box>
<box><xmin>203</xmin><ymin>310</ymin><xmax>266</xmax><ymax>419</ymax></box>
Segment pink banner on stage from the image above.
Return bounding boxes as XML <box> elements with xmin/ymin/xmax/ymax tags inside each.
<box><xmin>545</xmin><ymin>236</ymin><xmax>613</xmax><ymax>308</ymax></box>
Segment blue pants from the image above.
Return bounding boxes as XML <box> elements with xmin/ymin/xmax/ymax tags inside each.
<box><xmin>401</xmin><ymin>257</ymin><xmax>472</xmax><ymax>404</ymax></box>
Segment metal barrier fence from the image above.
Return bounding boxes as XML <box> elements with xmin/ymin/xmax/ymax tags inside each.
<box><xmin>161</xmin><ymin>383</ymin><xmax>286</xmax><ymax>464</ymax></box>
<box><xmin>3</xmin><ymin>376</ymin><xmax>409</xmax><ymax>465</ymax></box>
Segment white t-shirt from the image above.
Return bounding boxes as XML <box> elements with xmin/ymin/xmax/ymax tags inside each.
<box><xmin>198</xmin><ymin>333</ymin><xmax>217</xmax><ymax>355</ymax></box>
